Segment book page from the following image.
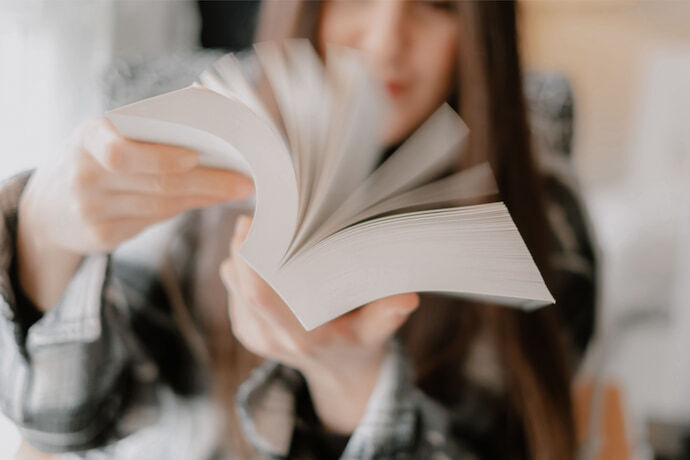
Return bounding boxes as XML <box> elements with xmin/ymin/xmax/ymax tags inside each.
<box><xmin>299</xmin><ymin>162</ymin><xmax>500</xmax><ymax>255</ymax></box>
<box><xmin>199</xmin><ymin>53</ymin><xmax>275</xmax><ymax>129</ymax></box>
<box><xmin>296</xmin><ymin>103</ymin><xmax>468</xmax><ymax>255</ymax></box>
<box><xmin>254</xmin><ymin>40</ymin><xmax>331</xmax><ymax>230</ymax></box>
<box><xmin>353</xmin><ymin>162</ymin><xmax>499</xmax><ymax>220</ymax></box>
<box><xmin>283</xmin><ymin>45</ymin><xmax>384</xmax><ymax>260</ymax></box>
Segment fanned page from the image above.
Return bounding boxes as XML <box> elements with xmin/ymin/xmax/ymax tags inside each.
<box><xmin>106</xmin><ymin>40</ymin><xmax>554</xmax><ymax>331</ymax></box>
<box><xmin>283</xmin><ymin>44</ymin><xmax>384</xmax><ymax>257</ymax></box>
<box><xmin>298</xmin><ymin>104</ymin><xmax>472</xmax><ymax>256</ymax></box>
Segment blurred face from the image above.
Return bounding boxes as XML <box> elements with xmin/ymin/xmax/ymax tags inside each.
<box><xmin>318</xmin><ymin>0</ymin><xmax>460</xmax><ymax>147</ymax></box>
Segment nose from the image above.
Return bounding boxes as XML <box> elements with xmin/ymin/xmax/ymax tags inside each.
<box><xmin>358</xmin><ymin>1</ymin><xmax>407</xmax><ymax>72</ymax></box>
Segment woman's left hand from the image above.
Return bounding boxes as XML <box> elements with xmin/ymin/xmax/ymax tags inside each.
<box><xmin>219</xmin><ymin>215</ymin><xmax>419</xmax><ymax>434</ymax></box>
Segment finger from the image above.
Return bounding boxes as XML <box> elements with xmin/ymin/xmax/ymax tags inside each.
<box><xmin>81</xmin><ymin>118</ymin><xmax>198</xmax><ymax>174</ymax></box>
<box><xmin>219</xmin><ymin>258</ymin><xmax>233</xmax><ymax>286</ymax></box>
<box><xmin>230</xmin><ymin>215</ymin><xmax>253</xmax><ymax>256</ymax></box>
<box><xmin>228</xmin><ymin>216</ymin><xmax>270</xmax><ymax>309</ymax></box>
<box><xmin>103</xmin><ymin>167</ymin><xmax>254</xmax><ymax>200</ymax></box>
<box><xmin>352</xmin><ymin>293</ymin><xmax>420</xmax><ymax>346</ymax></box>
<box><xmin>219</xmin><ymin>258</ymin><xmax>244</xmax><ymax>320</ymax></box>
<box><xmin>231</xmin><ymin>252</ymin><xmax>283</xmax><ymax>312</ymax></box>
<box><xmin>229</xmin><ymin>216</ymin><xmax>305</xmax><ymax>334</ymax></box>
<box><xmin>219</xmin><ymin>258</ymin><xmax>240</xmax><ymax>294</ymax></box>
<box><xmin>225</xmin><ymin>282</ymin><xmax>277</xmax><ymax>357</ymax></box>
<box><xmin>221</xmin><ymin>257</ymin><xmax>291</xmax><ymax>358</ymax></box>
<box><xmin>83</xmin><ymin>192</ymin><xmax>228</xmax><ymax>220</ymax></box>
<box><xmin>219</xmin><ymin>258</ymin><xmax>241</xmax><ymax>318</ymax></box>
<box><xmin>222</xmin><ymin>259</ymin><xmax>264</xmax><ymax>325</ymax></box>
<box><xmin>229</xmin><ymin>240</ymin><xmax>302</xmax><ymax>331</ymax></box>
<box><xmin>225</xmin><ymin>245</ymin><xmax>313</xmax><ymax>359</ymax></box>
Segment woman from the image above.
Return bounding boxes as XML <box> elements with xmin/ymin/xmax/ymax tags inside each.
<box><xmin>0</xmin><ymin>1</ymin><xmax>596</xmax><ymax>459</ymax></box>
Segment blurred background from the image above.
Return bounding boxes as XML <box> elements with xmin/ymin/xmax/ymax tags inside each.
<box><xmin>1</xmin><ymin>1</ymin><xmax>689</xmax><ymax>459</ymax></box>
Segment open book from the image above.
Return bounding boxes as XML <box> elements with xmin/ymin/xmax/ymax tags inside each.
<box><xmin>106</xmin><ymin>40</ymin><xmax>554</xmax><ymax>330</ymax></box>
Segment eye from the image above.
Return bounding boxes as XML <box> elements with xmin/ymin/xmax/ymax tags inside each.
<box><xmin>416</xmin><ymin>0</ymin><xmax>457</xmax><ymax>13</ymax></box>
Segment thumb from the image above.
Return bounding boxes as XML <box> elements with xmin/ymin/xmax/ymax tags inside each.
<box><xmin>353</xmin><ymin>293</ymin><xmax>419</xmax><ymax>346</ymax></box>
<box><xmin>230</xmin><ymin>214</ymin><xmax>253</xmax><ymax>256</ymax></box>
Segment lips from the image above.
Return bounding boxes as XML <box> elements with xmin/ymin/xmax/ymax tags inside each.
<box><xmin>385</xmin><ymin>81</ymin><xmax>406</xmax><ymax>98</ymax></box>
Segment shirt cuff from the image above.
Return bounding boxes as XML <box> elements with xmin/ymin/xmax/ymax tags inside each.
<box><xmin>0</xmin><ymin>169</ymin><xmax>113</xmax><ymax>352</ymax></box>
<box><xmin>0</xmin><ymin>170</ymin><xmax>128</xmax><ymax>449</ymax></box>
<box><xmin>24</xmin><ymin>253</ymin><xmax>111</xmax><ymax>350</ymax></box>
<box><xmin>234</xmin><ymin>339</ymin><xmax>418</xmax><ymax>459</ymax></box>
<box><xmin>0</xmin><ymin>170</ymin><xmax>34</xmax><ymax>343</ymax></box>
<box><xmin>340</xmin><ymin>339</ymin><xmax>418</xmax><ymax>458</ymax></box>
<box><xmin>235</xmin><ymin>359</ymin><xmax>302</xmax><ymax>458</ymax></box>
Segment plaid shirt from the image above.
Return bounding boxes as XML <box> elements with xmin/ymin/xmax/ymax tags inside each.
<box><xmin>0</xmin><ymin>170</ymin><xmax>480</xmax><ymax>460</ymax></box>
<box><xmin>0</xmin><ymin>53</ymin><xmax>596</xmax><ymax>459</ymax></box>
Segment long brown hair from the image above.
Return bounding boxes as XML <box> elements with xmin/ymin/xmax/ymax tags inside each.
<box><xmin>204</xmin><ymin>1</ymin><xmax>577</xmax><ymax>459</ymax></box>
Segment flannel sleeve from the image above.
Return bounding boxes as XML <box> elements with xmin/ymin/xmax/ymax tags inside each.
<box><xmin>0</xmin><ymin>170</ymin><xmax>143</xmax><ymax>453</ymax></box>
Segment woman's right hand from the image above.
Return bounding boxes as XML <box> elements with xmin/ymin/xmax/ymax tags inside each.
<box><xmin>17</xmin><ymin>118</ymin><xmax>254</xmax><ymax>311</ymax></box>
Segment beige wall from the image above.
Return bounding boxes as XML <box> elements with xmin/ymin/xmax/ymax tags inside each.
<box><xmin>519</xmin><ymin>0</ymin><xmax>690</xmax><ymax>187</ymax></box>
<box><xmin>519</xmin><ymin>4</ymin><xmax>690</xmax><ymax>452</ymax></box>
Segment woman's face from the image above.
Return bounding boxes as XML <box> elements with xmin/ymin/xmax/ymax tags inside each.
<box><xmin>318</xmin><ymin>0</ymin><xmax>460</xmax><ymax>147</ymax></box>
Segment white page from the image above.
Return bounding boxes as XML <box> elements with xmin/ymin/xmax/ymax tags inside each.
<box><xmin>299</xmin><ymin>162</ymin><xmax>499</xmax><ymax>254</ymax></box>
<box><xmin>340</xmin><ymin>103</ymin><xmax>468</xmax><ymax>212</ymax></box>
<box><xmin>301</xmin><ymin>104</ymin><xmax>469</xmax><ymax>253</ymax></box>
<box><xmin>282</xmin><ymin>39</ymin><xmax>331</xmax><ymax>226</ymax></box>
<box><xmin>253</xmin><ymin>41</ymin><xmax>304</xmax><ymax>181</ymax></box>
<box><xmin>284</xmin><ymin>45</ymin><xmax>383</xmax><ymax>260</ymax></box>
<box><xmin>348</xmin><ymin>162</ymin><xmax>499</xmax><ymax>223</ymax></box>
<box><xmin>199</xmin><ymin>54</ymin><xmax>275</xmax><ymax>130</ymax></box>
